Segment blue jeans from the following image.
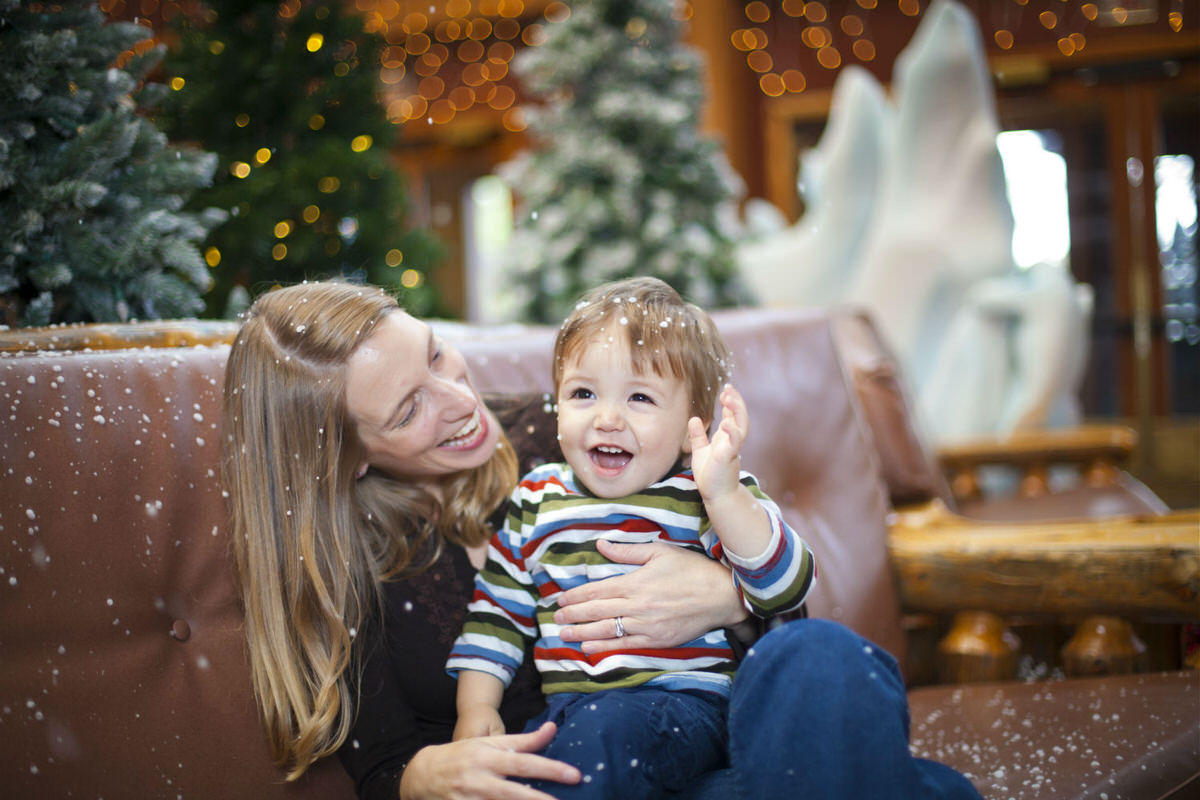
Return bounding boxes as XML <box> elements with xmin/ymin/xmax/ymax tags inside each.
<box><xmin>522</xmin><ymin>686</ymin><xmax>727</xmax><ymax>799</ymax></box>
<box><xmin>674</xmin><ymin>619</ymin><xmax>982</xmax><ymax>799</ymax></box>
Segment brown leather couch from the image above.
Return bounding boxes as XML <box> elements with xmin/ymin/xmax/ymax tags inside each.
<box><xmin>1</xmin><ymin>307</ymin><xmax>1196</xmax><ymax>799</ymax></box>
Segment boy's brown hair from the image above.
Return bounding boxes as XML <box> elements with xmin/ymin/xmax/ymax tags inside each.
<box><xmin>552</xmin><ymin>277</ymin><xmax>732</xmax><ymax>423</ymax></box>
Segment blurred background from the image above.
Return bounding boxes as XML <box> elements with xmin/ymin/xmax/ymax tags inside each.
<box><xmin>2</xmin><ymin>0</ymin><xmax>1196</xmax><ymax>507</ymax></box>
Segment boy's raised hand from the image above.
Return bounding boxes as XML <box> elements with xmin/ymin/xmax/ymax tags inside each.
<box><xmin>687</xmin><ymin>384</ymin><xmax>749</xmax><ymax>502</ymax></box>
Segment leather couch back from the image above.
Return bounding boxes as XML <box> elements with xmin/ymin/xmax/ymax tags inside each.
<box><xmin>0</xmin><ymin>307</ymin><xmax>902</xmax><ymax>797</ymax></box>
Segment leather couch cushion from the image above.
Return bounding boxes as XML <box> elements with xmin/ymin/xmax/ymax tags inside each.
<box><xmin>909</xmin><ymin>671</ymin><xmax>1200</xmax><ymax>798</ymax></box>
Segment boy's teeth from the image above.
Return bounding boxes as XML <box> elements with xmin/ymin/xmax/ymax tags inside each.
<box><xmin>597</xmin><ymin>446</ymin><xmax>624</xmax><ymax>453</ymax></box>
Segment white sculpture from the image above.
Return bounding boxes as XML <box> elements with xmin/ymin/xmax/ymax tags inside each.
<box><xmin>737</xmin><ymin>0</ymin><xmax>1092</xmax><ymax>442</ymax></box>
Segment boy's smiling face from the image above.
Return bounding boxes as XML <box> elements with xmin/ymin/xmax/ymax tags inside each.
<box><xmin>556</xmin><ymin>333</ymin><xmax>694</xmax><ymax>498</ymax></box>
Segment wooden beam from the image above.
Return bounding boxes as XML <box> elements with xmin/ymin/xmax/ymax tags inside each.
<box><xmin>889</xmin><ymin>502</ymin><xmax>1200</xmax><ymax>619</ymax></box>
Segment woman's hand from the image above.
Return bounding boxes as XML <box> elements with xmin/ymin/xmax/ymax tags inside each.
<box><xmin>553</xmin><ymin>539</ymin><xmax>749</xmax><ymax>654</ymax></box>
<box><xmin>400</xmin><ymin>722</ymin><xmax>580</xmax><ymax>800</ymax></box>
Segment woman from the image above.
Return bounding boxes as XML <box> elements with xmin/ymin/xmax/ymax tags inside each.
<box><xmin>223</xmin><ymin>281</ymin><xmax>981</xmax><ymax>800</ymax></box>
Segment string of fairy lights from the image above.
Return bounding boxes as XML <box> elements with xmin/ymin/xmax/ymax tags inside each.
<box><xmin>101</xmin><ymin>0</ymin><xmax>1189</xmax><ymax>281</ymax></box>
<box><xmin>106</xmin><ymin>0</ymin><xmax>1191</xmax><ymax>135</ymax></box>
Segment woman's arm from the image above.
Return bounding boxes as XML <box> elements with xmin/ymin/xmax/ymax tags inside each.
<box><xmin>553</xmin><ymin>539</ymin><xmax>753</xmax><ymax>655</ymax></box>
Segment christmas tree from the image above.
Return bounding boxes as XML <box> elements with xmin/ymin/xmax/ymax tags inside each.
<box><xmin>156</xmin><ymin>0</ymin><xmax>444</xmax><ymax>317</ymax></box>
<box><xmin>0</xmin><ymin>0</ymin><xmax>225</xmax><ymax>327</ymax></box>
<box><xmin>500</xmin><ymin>0</ymin><xmax>747</xmax><ymax>323</ymax></box>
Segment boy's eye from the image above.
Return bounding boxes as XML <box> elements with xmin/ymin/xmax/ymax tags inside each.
<box><xmin>630</xmin><ymin>392</ymin><xmax>654</xmax><ymax>404</ymax></box>
<box><xmin>569</xmin><ymin>388</ymin><xmax>594</xmax><ymax>400</ymax></box>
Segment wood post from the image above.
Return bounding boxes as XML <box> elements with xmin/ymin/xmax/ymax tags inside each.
<box><xmin>937</xmin><ymin>610</ymin><xmax>1021</xmax><ymax>684</ymax></box>
<box><xmin>1062</xmin><ymin>616</ymin><xmax>1148</xmax><ymax>677</ymax></box>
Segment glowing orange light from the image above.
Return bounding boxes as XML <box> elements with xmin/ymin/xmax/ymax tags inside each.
<box><xmin>400</xmin><ymin>269</ymin><xmax>422</xmax><ymax>288</ymax></box>
<box><xmin>1081</xmin><ymin>3</ymin><xmax>1099</xmax><ymax>21</ymax></box>
<box><xmin>747</xmin><ymin>50</ymin><xmax>773</xmax><ymax>73</ymax></box>
<box><xmin>805</xmin><ymin>2</ymin><xmax>828</xmax><ymax>23</ymax></box>
<box><xmin>462</xmin><ymin>62</ymin><xmax>486</xmax><ymax>86</ymax></box>
<box><xmin>406</xmin><ymin>32</ymin><xmax>431</xmax><ymax>55</ymax></box>
<box><xmin>898</xmin><ymin>0</ymin><xmax>920</xmax><ymax>17</ymax></box>
<box><xmin>231</xmin><ymin>161</ymin><xmax>251</xmax><ymax>178</ymax></box>
<box><xmin>782</xmin><ymin>69</ymin><xmax>807</xmax><ymax>92</ymax></box>
<box><xmin>418</xmin><ymin>76</ymin><xmax>445</xmax><ymax>100</ymax></box>
<box><xmin>994</xmin><ymin>29</ymin><xmax>1014</xmax><ymax>49</ymax></box>
<box><xmin>1039</xmin><ymin>10</ymin><xmax>1058</xmax><ymax>29</ymax></box>
<box><xmin>204</xmin><ymin>247</ymin><xmax>221</xmax><ymax>267</ymax></box>
<box><xmin>430</xmin><ymin>99</ymin><xmax>455</xmax><ymax>125</ymax></box>
<box><xmin>782</xmin><ymin>0</ymin><xmax>805</xmax><ymax>17</ymax></box>
<box><xmin>435</xmin><ymin>20</ymin><xmax>462</xmax><ymax>43</ymax></box>
<box><xmin>401</xmin><ymin>12</ymin><xmax>428</xmax><ymax>33</ymax></box>
<box><xmin>272</xmin><ymin>243</ymin><xmax>288</xmax><ymax>261</ymax></box>
<box><xmin>852</xmin><ymin>38</ymin><xmax>875</xmax><ymax>61</ymax></box>
<box><xmin>759</xmin><ymin>73</ymin><xmax>785</xmax><ymax>97</ymax></box>
<box><xmin>498</xmin><ymin>0</ymin><xmax>524</xmax><ymax>19</ymax></box>
<box><xmin>802</xmin><ymin>26</ymin><xmax>831</xmax><ymax>49</ymax></box>
<box><xmin>449</xmin><ymin>86</ymin><xmax>476</xmax><ymax>110</ymax></box>
<box><xmin>488</xmin><ymin>85</ymin><xmax>516</xmax><ymax>110</ymax></box>
<box><xmin>302</xmin><ymin>205</ymin><xmax>321</xmax><ymax>224</ymax></box>
<box><xmin>489</xmin><ymin>41</ymin><xmax>515</xmax><ymax>61</ymax></box>
<box><xmin>523</xmin><ymin>23</ymin><xmax>547</xmax><ymax>46</ymax></box>
<box><xmin>841</xmin><ymin>15</ymin><xmax>864</xmax><ymax>37</ymax></box>
<box><xmin>483</xmin><ymin>59</ymin><xmax>509</xmax><ymax>81</ymax></box>
<box><xmin>386</xmin><ymin>249</ymin><xmax>404</xmax><ymax>267</ymax></box>
<box><xmin>458</xmin><ymin>39</ymin><xmax>484</xmax><ymax>62</ymax></box>
<box><xmin>469</xmin><ymin>18</ymin><xmax>493</xmax><ymax>39</ymax></box>
<box><xmin>817</xmin><ymin>45</ymin><xmax>842</xmax><ymax>69</ymax></box>
<box><xmin>745</xmin><ymin>1</ymin><xmax>771</xmax><ymax>23</ymax></box>
<box><xmin>502</xmin><ymin>107</ymin><xmax>526</xmax><ymax>132</ymax></box>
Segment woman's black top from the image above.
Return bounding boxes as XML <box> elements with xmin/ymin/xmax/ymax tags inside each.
<box><xmin>336</xmin><ymin>394</ymin><xmax>559</xmax><ymax>799</ymax></box>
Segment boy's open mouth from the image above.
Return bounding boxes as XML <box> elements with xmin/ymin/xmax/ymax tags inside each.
<box><xmin>590</xmin><ymin>445</ymin><xmax>632</xmax><ymax>470</ymax></box>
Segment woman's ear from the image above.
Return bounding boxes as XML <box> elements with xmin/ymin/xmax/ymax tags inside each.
<box><xmin>356</xmin><ymin>461</ymin><xmax>369</xmax><ymax>479</ymax></box>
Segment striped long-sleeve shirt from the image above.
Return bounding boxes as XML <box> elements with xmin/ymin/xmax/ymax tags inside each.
<box><xmin>446</xmin><ymin>461</ymin><xmax>816</xmax><ymax>698</ymax></box>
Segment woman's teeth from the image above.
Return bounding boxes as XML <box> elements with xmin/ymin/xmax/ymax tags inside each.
<box><xmin>441</xmin><ymin>409</ymin><xmax>481</xmax><ymax>447</ymax></box>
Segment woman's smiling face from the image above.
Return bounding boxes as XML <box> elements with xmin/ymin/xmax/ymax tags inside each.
<box><xmin>555</xmin><ymin>333</ymin><xmax>693</xmax><ymax>498</ymax></box>
<box><xmin>345</xmin><ymin>311</ymin><xmax>500</xmax><ymax>489</ymax></box>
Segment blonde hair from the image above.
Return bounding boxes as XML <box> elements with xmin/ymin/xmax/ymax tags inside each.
<box><xmin>221</xmin><ymin>281</ymin><xmax>516</xmax><ymax>779</ymax></box>
<box><xmin>553</xmin><ymin>277</ymin><xmax>732</xmax><ymax>423</ymax></box>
